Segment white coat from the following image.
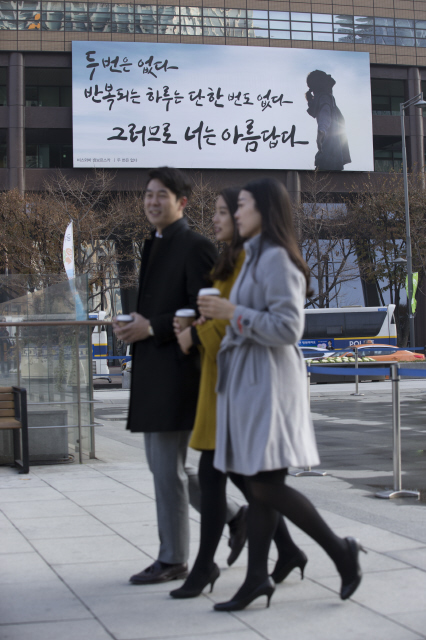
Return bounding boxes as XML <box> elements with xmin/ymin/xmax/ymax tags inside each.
<box><xmin>214</xmin><ymin>235</ymin><xmax>320</xmax><ymax>476</ymax></box>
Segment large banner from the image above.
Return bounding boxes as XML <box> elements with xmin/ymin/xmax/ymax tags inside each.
<box><xmin>72</xmin><ymin>42</ymin><xmax>373</xmax><ymax>171</ymax></box>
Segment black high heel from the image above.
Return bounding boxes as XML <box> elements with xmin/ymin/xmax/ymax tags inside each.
<box><xmin>340</xmin><ymin>537</ymin><xmax>367</xmax><ymax>601</ymax></box>
<box><xmin>271</xmin><ymin>548</ymin><xmax>308</xmax><ymax>584</ymax></box>
<box><xmin>170</xmin><ymin>564</ymin><xmax>220</xmax><ymax>599</ymax></box>
<box><xmin>214</xmin><ymin>577</ymin><xmax>275</xmax><ymax>612</ymax></box>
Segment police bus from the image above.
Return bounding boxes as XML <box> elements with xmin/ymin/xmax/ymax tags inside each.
<box><xmin>300</xmin><ymin>305</ymin><xmax>397</xmax><ymax>350</ymax></box>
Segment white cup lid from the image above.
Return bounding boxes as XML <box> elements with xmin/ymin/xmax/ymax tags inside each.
<box><xmin>115</xmin><ymin>315</ymin><xmax>134</xmax><ymax>322</ymax></box>
<box><xmin>198</xmin><ymin>288</ymin><xmax>221</xmax><ymax>296</ymax></box>
<box><xmin>175</xmin><ymin>309</ymin><xmax>197</xmax><ymax>317</ymax></box>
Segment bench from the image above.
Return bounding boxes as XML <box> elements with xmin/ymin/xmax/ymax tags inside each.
<box><xmin>0</xmin><ymin>387</ymin><xmax>29</xmax><ymax>474</ymax></box>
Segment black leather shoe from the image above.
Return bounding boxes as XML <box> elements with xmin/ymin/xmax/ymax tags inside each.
<box><xmin>129</xmin><ymin>560</ymin><xmax>188</xmax><ymax>585</ymax></box>
<box><xmin>271</xmin><ymin>548</ymin><xmax>308</xmax><ymax>584</ymax></box>
<box><xmin>214</xmin><ymin>577</ymin><xmax>275</xmax><ymax>612</ymax></box>
<box><xmin>227</xmin><ymin>506</ymin><xmax>248</xmax><ymax>566</ymax></box>
<box><xmin>170</xmin><ymin>563</ymin><xmax>220</xmax><ymax>599</ymax></box>
<box><xmin>340</xmin><ymin>537</ymin><xmax>367</xmax><ymax>600</ymax></box>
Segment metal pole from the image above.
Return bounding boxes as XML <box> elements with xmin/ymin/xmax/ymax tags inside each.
<box><xmin>400</xmin><ymin>104</ymin><xmax>415</xmax><ymax>348</ymax></box>
<box><xmin>351</xmin><ymin>346</ymin><xmax>364</xmax><ymax>396</ymax></box>
<box><xmin>75</xmin><ymin>328</ymin><xmax>83</xmax><ymax>464</ymax></box>
<box><xmin>16</xmin><ymin>325</ymin><xmax>21</xmax><ymax>388</ymax></box>
<box><xmin>376</xmin><ymin>363</ymin><xmax>419</xmax><ymax>499</ymax></box>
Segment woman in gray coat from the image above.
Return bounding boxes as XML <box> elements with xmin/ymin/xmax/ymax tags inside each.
<box><xmin>198</xmin><ymin>178</ymin><xmax>365</xmax><ymax>612</ymax></box>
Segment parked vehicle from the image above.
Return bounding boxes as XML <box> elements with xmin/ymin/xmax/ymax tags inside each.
<box><xmin>339</xmin><ymin>344</ymin><xmax>425</xmax><ymax>362</ymax></box>
<box><xmin>301</xmin><ymin>347</ymin><xmax>335</xmax><ymax>361</ymax></box>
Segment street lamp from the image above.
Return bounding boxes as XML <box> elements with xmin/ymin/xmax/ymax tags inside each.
<box><xmin>400</xmin><ymin>93</ymin><xmax>426</xmax><ymax>347</ymax></box>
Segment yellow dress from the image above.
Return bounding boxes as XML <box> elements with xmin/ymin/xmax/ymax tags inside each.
<box><xmin>189</xmin><ymin>250</ymin><xmax>245</xmax><ymax>451</ymax></box>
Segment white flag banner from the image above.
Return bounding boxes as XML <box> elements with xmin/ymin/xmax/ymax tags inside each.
<box><xmin>63</xmin><ymin>220</ymin><xmax>86</xmax><ymax>320</ymax></box>
<box><xmin>63</xmin><ymin>221</ymin><xmax>75</xmax><ymax>280</ymax></box>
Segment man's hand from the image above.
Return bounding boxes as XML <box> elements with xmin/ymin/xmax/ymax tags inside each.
<box><xmin>197</xmin><ymin>296</ymin><xmax>236</xmax><ymax>320</ymax></box>
<box><xmin>177</xmin><ymin>327</ymin><xmax>193</xmax><ymax>355</ymax></box>
<box><xmin>112</xmin><ymin>312</ymin><xmax>151</xmax><ymax>343</ymax></box>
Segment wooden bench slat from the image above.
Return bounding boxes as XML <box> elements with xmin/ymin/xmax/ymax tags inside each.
<box><xmin>0</xmin><ymin>417</ymin><xmax>21</xmax><ymax>429</ymax></box>
<box><xmin>0</xmin><ymin>401</ymin><xmax>14</xmax><ymax>409</ymax></box>
<box><xmin>0</xmin><ymin>409</ymin><xmax>15</xmax><ymax>417</ymax></box>
<box><xmin>0</xmin><ymin>393</ymin><xmax>14</xmax><ymax>401</ymax></box>
<box><xmin>0</xmin><ymin>387</ymin><xmax>13</xmax><ymax>393</ymax></box>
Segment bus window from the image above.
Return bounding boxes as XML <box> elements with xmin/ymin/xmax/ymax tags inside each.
<box><xmin>345</xmin><ymin>311</ymin><xmax>386</xmax><ymax>338</ymax></box>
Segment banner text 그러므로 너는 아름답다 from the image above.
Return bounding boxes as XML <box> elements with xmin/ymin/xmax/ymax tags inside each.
<box><xmin>72</xmin><ymin>42</ymin><xmax>374</xmax><ymax>171</ymax></box>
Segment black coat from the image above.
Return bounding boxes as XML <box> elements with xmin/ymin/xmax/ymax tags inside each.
<box><xmin>127</xmin><ymin>218</ymin><xmax>217</xmax><ymax>433</ymax></box>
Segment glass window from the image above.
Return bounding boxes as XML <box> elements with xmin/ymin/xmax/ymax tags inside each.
<box><xmin>270</xmin><ymin>30</ymin><xmax>290</xmax><ymax>39</ymax></box>
<box><xmin>247</xmin><ymin>10</ymin><xmax>267</xmax><ymax>19</ymax></box>
<box><xmin>181</xmin><ymin>25</ymin><xmax>201</xmax><ymax>35</ymax></box>
<box><xmin>333</xmin><ymin>15</ymin><xmax>353</xmax><ymax>24</ymax></box>
<box><xmin>138</xmin><ymin>14</ymin><xmax>155</xmax><ymax>24</ymax></box>
<box><xmin>355</xmin><ymin>25</ymin><xmax>374</xmax><ymax>34</ymax></box>
<box><xmin>1</xmin><ymin>1</ymin><xmax>17</xmax><ymax>9</ymax></box>
<box><xmin>134</xmin><ymin>5</ymin><xmax>156</xmax><ymax>15</ymax></box>
<box><xmin>312</xmin><ymin>13</ymin><xmax>332</xmax><ymax>23</ymax></box>
<box><xmin>203</xmin><ymin>8</ymin><xmax>224</xmax><ymax>18</ymax></box>
<box><xmin>345</xmin><ymin>311</ymin><xmax>387</xmax><ymax>337</ymax></box>
<box><xmin>181</xmin><ymin>7</ymin><xmax>201</xmax><ymax>16</ymax></box>
<box><xmin>135</xmin><ymin>23</ymin><xmax>156</xmax><ymax>34</ymax></box>
<box><xmin>226</xmin><ymin>28</ymin><xmax>246</xmax><ymax>37</ymax></box>
<box><xmin>354</xmin><ymin>16</ymin><xmax>374</xmax><ymax>25</ymax></box>
<box><xmin>248</xmin><ymin>28</ymin><xmax>268</xmax><ymax>38</ymax></box>
<box><xmin>292</xmin><ymin>31</ymin><xmax>311</xmax><ymax>40</ymax></box>
<box><xmin>158</xmin><ymin>5</ymin><xmax>179</xmax><ymax>16</ymax></box>
<box><xmin>226</xmin><ymin>9</ymin><xmax>246</xmax><ymax>18</ymax></box>
<box><xmin>334</xmin><ymin>33</ymin><xmax>354</xmax><ymax>43</ymax></box>
<box><xmin>88</xmin><ymin>2</ymin><xmax>110</xmax><ymax>12</ymax></box>
<box><xmin>270</xmin><ymin>20</ymin><xmax>289</xmax><ymax>30</ymax></box>
<box><xmin>373</xmin><ymin>136</ymin><xmax>402</xmax><ymax>172</ymax></box>
<box><xmin>0</xmin><ymin>9</ymin><xmax>17</xmax><ymax>18</ymax></box>
<box><xmin>181</xmin><ymin>15</ymin><xmax>201</xmax><ymax>26</ymax></box>
<box><xmin>44</xmin><ymin>1</ymin><xmax>63</xmax><ymax>8</ymax></box>
<box><xmin>334</xmin><ymin>25</ymin><xmax>353</xmax><ymax>34</ymax></box>
<box><xmin>375</xmin><ymin>36</ymin><xmax>396</xmax><ymax>45</ymax></box>
<box><xmin>375</xmin><ymin>26</ymin><xmax>395</xmax><ymax>36</ymax></box>
<box><xmin>65</xmin><ymin>20</ymin><xmax>88</xmax><ymax>29</ymax></box>
<box><xmin>203</xmin><ymin>26</ymin><xmax>224</xmax><ymax>36</ymax></box>
<box><xmin>375</xmin><ymin>17</ymin><xmax>394</xmax><ymax>27</ymax></box>
<box><xmin>112</xmin><ymin>18</ymin><xmax>133</xmax><ymax>32</ymax></box>
<box><xmin>226</xmin><ymin>18</ymin><xmax>246</xmax><ymax>28</ymax></box>
<box><xmin>159</xmin><ymin>15</ymin><xmax>179</xmax><ymax>25</ymax></box>
<box><xmin>18</xmin><ymin>1</ymin><xmax>40</xmax><ymax>8</ymax></box>
<box><xmin>396</xmin><ymin>28</ymin><xmax>414</xmax><ymax>37</ymax></box>
<box><xmin>417</xmin><ymin>38</ymin><xmax>426</xmax><ymax>47</ymax></box>
<box><xmin>416</xmin><ymin>20</ymin><xmax>426</xmax><ymax>29</ymax></box>
<box><xmin>416</xmin><ymin>29</ymin><xmax>426</xmax><ymax>38</ymax></box>
<box><xmin>313</xmin><ymin>32</ymin><xmax>333</xmax><ymax>41</ymax></box>
<box><xmin>112</xmin><ymin>4</ymin><xmax>133</xmax><ymax>14</ymax></box>
<box><xmin>290</xmin><ymin>12</ymin><xmax>310</xmax><ymax>21</ymax></box>
<box><xmin>292</xmin><ymin>21</ymin><xmax>311</xmax><ymax>31</ymax></box>
<box><xmin>42</xmin><ymin>19</ymin><xmax>64</xmax><ymax>29</ymax></box>
<box><xmin>355</xmin><ymin>35</ymin><xmax>374</xmax><ymax>44</ymax></box>
<box><xmin>66</xmin><ymin>2</ymin><xmax>87</xmax><ymax>9</ymax></box>
<box><xmin>203</xmin><ymin>17</ymin><xmax>224</xmax><ymax>27</ymax></box>
<box><xmin>313</xmin><ymin>22</ymin><xmax>332</xmax><ymax>32</ymax></box>
<box><xmin>25</xmin><ymin>128</ymin><xmax>72</xmax><ymax>169</ymax></box>
<box><xmin>269</xmin><ymin>11</ymin><xmax>289</xmax><ymax>20</ymax></box>
<box><xmin>0</xmin><ymin>128</ymin><xmax>6</xmax><ymax>168</ymax></box>
<box><xmin>25</xmin><ymin>68</ymin><xmax>72</xmax><ymax>106</ymax></box>
<box><xmin>396</xmin><ymin>37</ymin><xmax>415</xmax><ymax>46</ymax></box>
<box><xmin>249</xmin><ymin>19</ymin><xmax>268</xmax><ymax>28</ymax></box>
<box><xmin>395</xmin><ymin>19</ymin><xmax>414</xmax><ymax>28</ymax></box>
<box><xmin>158</xmin><ymin>24</ymin><xmax>179</xmax><ymax>34</ymax></box>
<box><xmin>0</xmin><ymin>68</ymin><xmax>7</xmax><ymax>106</ymax></box>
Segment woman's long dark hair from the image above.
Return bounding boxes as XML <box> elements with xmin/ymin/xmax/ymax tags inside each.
<box><xmin>242</xmin><ymin>178</ymin><xmax>312</xmax><ymax>295</ymax></box>
<box><xmin>211</xmin><ymin>187</ymin><xmax>244</xmax><ymax>281</ymax></box>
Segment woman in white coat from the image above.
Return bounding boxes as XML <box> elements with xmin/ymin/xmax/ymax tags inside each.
<box><xmin>198</xmin><ymin>178</ymin><xmax>365</xmax><ymax>612</ymax></box>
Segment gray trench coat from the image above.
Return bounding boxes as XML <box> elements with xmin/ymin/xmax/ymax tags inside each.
<box><xmin>214</xmin><ymin>235</ymin><xmax>320</xmax><ymax>476</ymax></box>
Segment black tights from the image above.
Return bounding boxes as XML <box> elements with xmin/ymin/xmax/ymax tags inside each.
<box><xmin>183</xmin><ymin>452</ymin><xmax>300</xmax><ymax>589</ymax></box>
<box><xmin>232</xmin><ymin>469</ymin><xmax>348</xmax><ymax>597</ymax></box>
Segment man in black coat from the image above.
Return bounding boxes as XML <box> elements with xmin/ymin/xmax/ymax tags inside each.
<box><xmin>114</xmin><ymin>167</ymin><xmax>245</xmax><ymax>585</ymax></box>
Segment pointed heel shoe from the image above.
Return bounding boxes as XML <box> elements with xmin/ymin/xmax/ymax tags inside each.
<box><xmin>271</xmin><ymin>548</ymin><xmax>308</xmax><ymax>584</ymax></box>
<box><xmin>170</xmin><ymin>564</ymin><xmax>220</xmax><ymax>599</ymax></box>
<box><xmin>340</xmin><ymin>537</ymin><xmax>367</xmax><ymax>601</ymax></box>
<box><xmin>214</xmin><ymin>577</ymin><xmax>275</xmax><ymax>612</ymax></box>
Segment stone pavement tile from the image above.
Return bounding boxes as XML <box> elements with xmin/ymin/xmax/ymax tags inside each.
<box><xmin>386</xmin><ymin>546</ymin><xmax>426</xmax><ymax>571</ymax></box>
<box><xmin>39</xmin><ymin>476</ymin><xmax>127</xmax><ymax>492</ymax></box>
<box><xmin>106</xmin><ymin>477</ymin><xmax>156</xmax><ymax>496</ymax></box>
<box><xmin>228</xmin><ymin>596</ymin><xmax>423</xmax><ymax>640</ymax></box>
<box><xmin>149</xmin><ymin>632</ymin><xmax>262</xmax><ymax>640</ymax></box>
<box><xmin>0</xmin><ymin>582</ymin><xmax>92</xmax><ymax>624</ymax></box>
<box><xmin>12</xmin><ymin>515</ymin><xmax>115</xmax><ymax>540</ymax></box>
<box><xmin>0</xmin><ymin>471</ymin><xmax>46</xmax><ymax>489</ymax></box>
<box><xmin>0</xmin><ymin>619</ymin><xmax>113</xmax><ymax>640</ymax></box>
<box><xmin>53</xmin><ymin>558</ymin><xmax>166</xmax><ymax>597</ymax></box>
<box><xmin>61</xmin><ymin>487</ymin><xmax>151</xmax><ymax>507</ymax></box>
<box><xmin>390</xmin><ymin>610</ymin><xmax>426</xmax><ymax>638</ymax></box>
<box><xmin>0</xmin><ymin>487</ymin><xmax>65</xmax><ymax>504</ymax></box>
<box><xmin>31</xmin><ymin>534</ymin><xmax>144</xmax><ymax>565</ymax></box>
<box><xmin>94</xmin><ymin>468</ymin><xmax>153</xmax><ymax>481</ymax></box>
<box><xmin>0</xmin><ymin>552</ymin><xmax>58</xmax><ymax>585</ymax></box>
<box><xmin>82</xmin><ymin>502</ymin><xmax>154</xmax><ymax>524</ymax></box>
<box><xmin>108</xmin><ymin>519</ymin><xmax>166</xmax><ymax>547</ymax></box>
<box><xmin>84</xmin><ymin>591</ymin><xmax>246</xmax><ymax>640</ymax></box>
<box><xmin>0</xmin><ymin>498</ymin><xmax>87</xmax><ymax>520</ymax></box>
<box><xmin>30</xmin><ymin>466</ymin><xmax>102</xmax><ymax>479</ymax></box>
<box><xmin>319</xmin><ymin>568</ymin><xmax>426</xmax><ymax>615</ymax></box>
<box><xmin>0</xmin><ymin>529</ymin><xmax>34</xmax><ymax>554</ymax></box>
<box><xmin>330</xmin><ymin>523</ymin><xmax>424</xmax><ymax>552</ymax></box>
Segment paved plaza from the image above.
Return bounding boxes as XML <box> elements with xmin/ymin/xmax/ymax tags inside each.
<box><xmin>1</xmin><ymin>380</ymin><xmax>426</xmax><ymax>640</ymax></box>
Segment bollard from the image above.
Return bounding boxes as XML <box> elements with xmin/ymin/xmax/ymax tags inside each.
<box><xmin>289</xmin><ymin>367</ymin><xmax>327</xmax><ymax>477</ymax></box>
<box><xmin>351</xmin><ymin>346</ymin><xmax>364</xmax><ymax>396</ymax></box>
<box><xmin>376</xmin><ymin>363</ymin><xmax>419</xmax><ymax>499</ymax></box>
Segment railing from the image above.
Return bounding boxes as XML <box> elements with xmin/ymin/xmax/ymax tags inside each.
<box><xmin>0</xmin><ymin>319</ymin><xmax>113</xmax><ymax>464</ymax></box>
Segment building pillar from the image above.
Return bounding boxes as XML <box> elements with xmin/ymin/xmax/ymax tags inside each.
<box><xmin>8</xmin><ymin>52</ymin><xmax>25</xmax><ymax>193</ymax></box>
<box><xmin>286</xmin><ymin>170</ymin><xmax>301</xmax><ymax>207</ymax></box>
<box><xmin>407</xmin><ymin>67</ymin><xmax>425</xmax><ymax>176</ymax></box>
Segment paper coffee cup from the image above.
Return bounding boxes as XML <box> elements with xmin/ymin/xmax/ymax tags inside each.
<box><xmin>175</xmin><ymin>308</ymin><xmax>196</xmax><ymax>331</ymax></box>
<box><xmin>115</xmin><ymin>314</ymin><xmax>134</xmax><ymax>327</ymax></box>
<box><xmin>198</xmin><ymin>288</ymin><xmax>221</xmax><ymax>297</ymax></box>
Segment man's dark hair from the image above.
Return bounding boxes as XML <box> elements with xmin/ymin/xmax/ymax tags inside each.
<box><xmin>146</xmin><ymin>166</ymin><xmax>192</xmax><ymax>200</ymax></box>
